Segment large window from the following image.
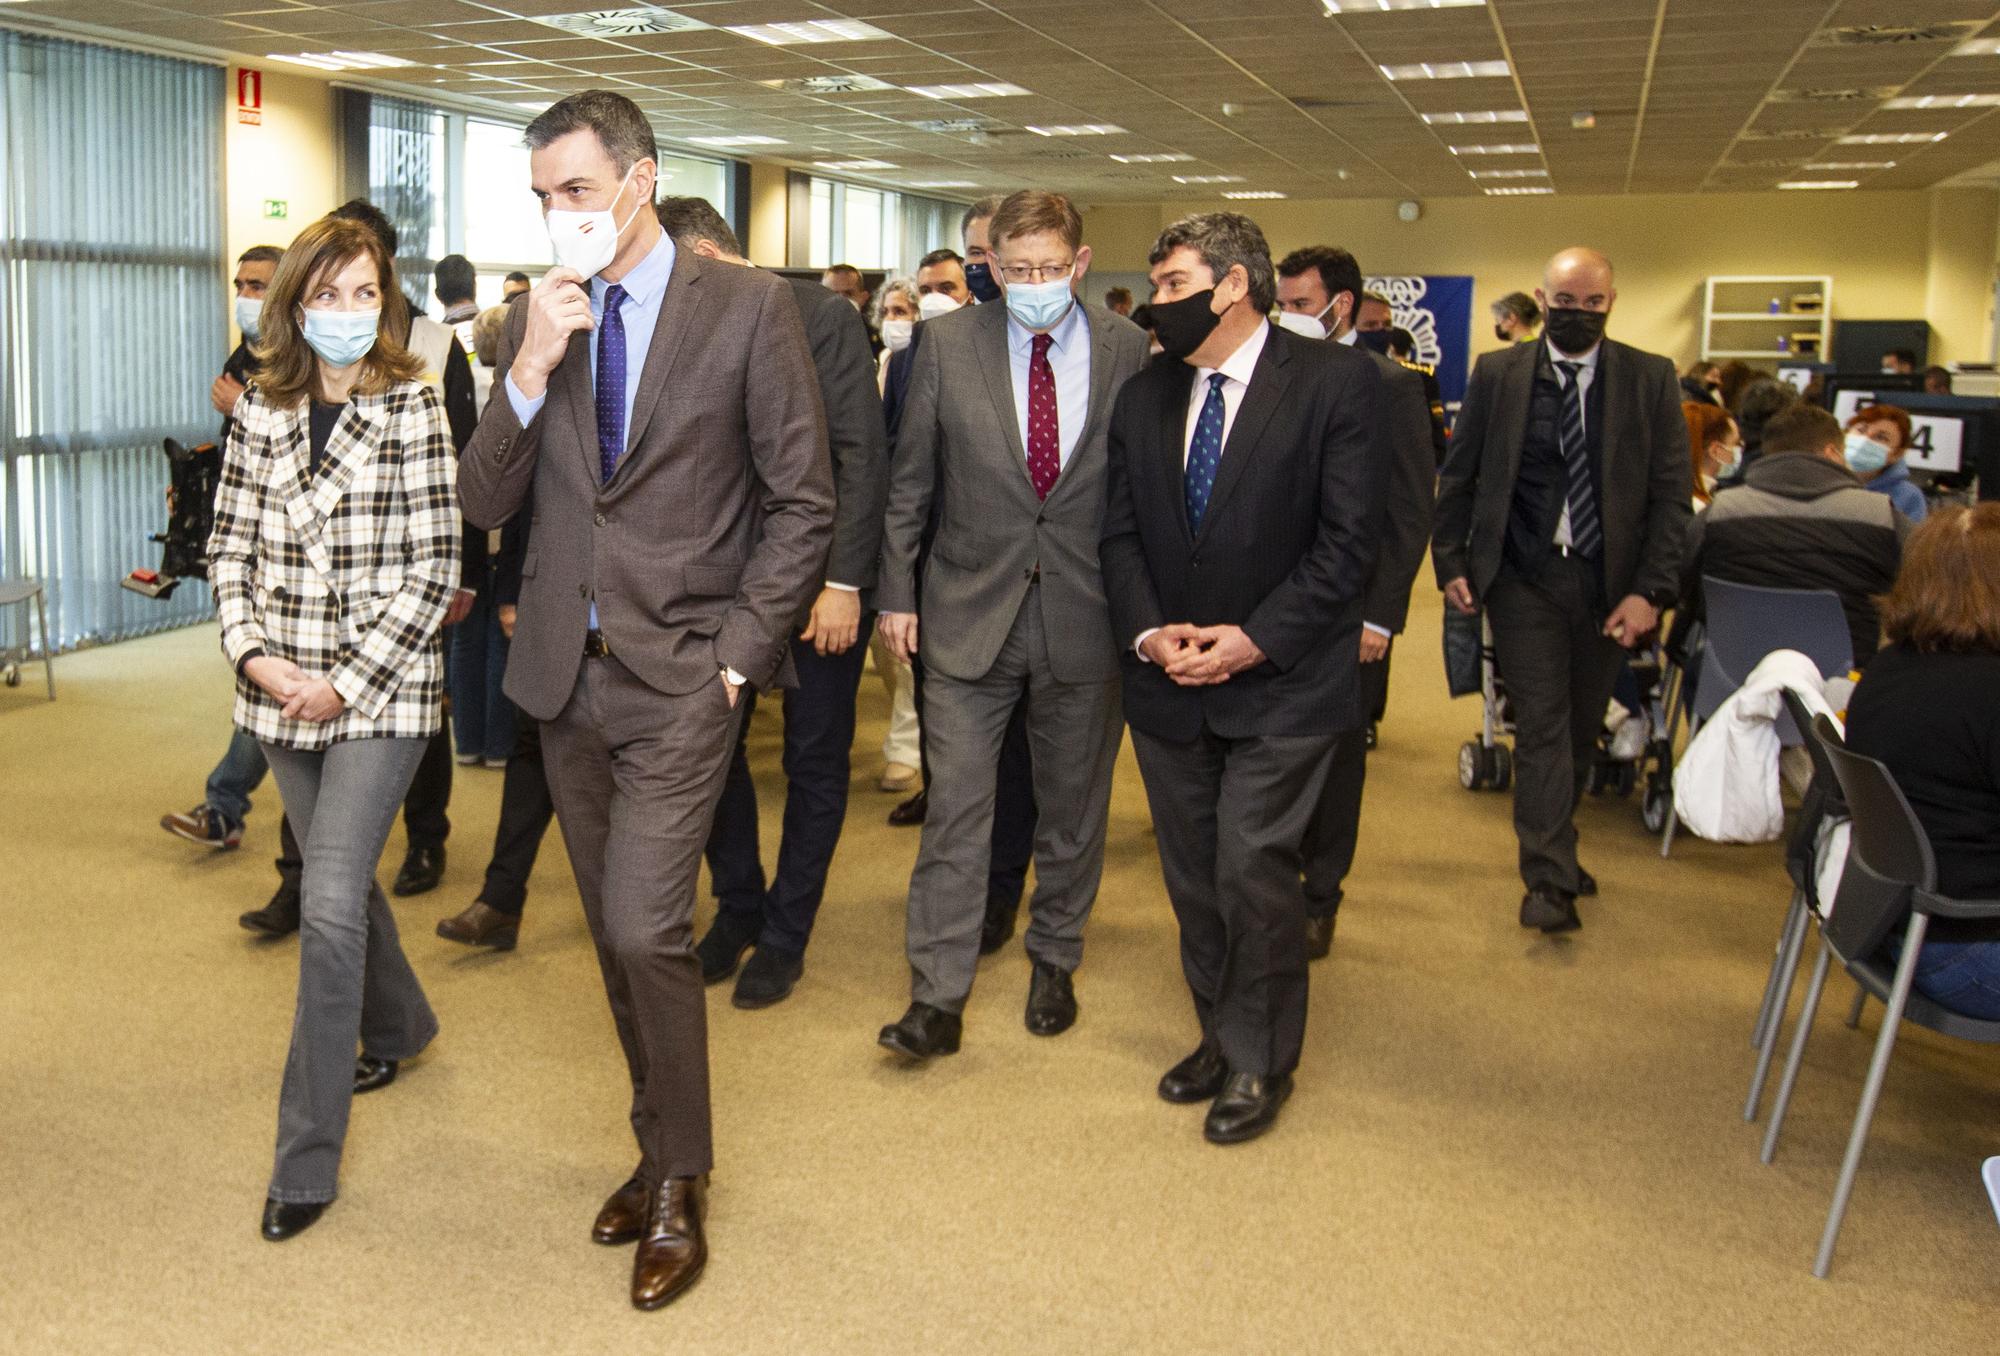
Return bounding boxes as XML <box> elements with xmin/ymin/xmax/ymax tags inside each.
<box><xmin>803</xmin><ymin>176</ymin><xmax>959</xmax><ymax>274</ymax></box>
<box><xmin>0</xmin><ymin>32</ymin><xmax>225</xmax><ymax>650</ymax></box>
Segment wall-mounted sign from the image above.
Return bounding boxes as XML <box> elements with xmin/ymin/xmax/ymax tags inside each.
<box><xmin>262</xmin><ymin>200</ymin><xmax>288</xmax><ymax>220</ymax></box>
<box><xmin>237</xmin><ymin>67</ymin><xmax>262</xmax><ymax>125</ymax></box>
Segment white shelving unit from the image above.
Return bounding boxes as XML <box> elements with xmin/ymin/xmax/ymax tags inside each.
<box><xmin>1701</xmin><ymin>275</ymin><xmax>1833</xmax><ymax>362</ymax></box>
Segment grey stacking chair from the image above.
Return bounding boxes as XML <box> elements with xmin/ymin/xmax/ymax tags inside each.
<box><xmin>1761</xmin><ymin>714</ymin><xmax>2000</xmax><ymax>1277</ymax></box>
<box><xmin>1660</xmin><ymin>577</ymin><xmax>1852</xmax><ymax>856</ymax></box>
<box><xmin>0</xmin><ymin>577</ymin><xmax>55</xmax><ymax>700</ymax></box>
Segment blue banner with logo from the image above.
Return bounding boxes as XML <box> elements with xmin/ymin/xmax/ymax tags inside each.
<box><xmin>1365</xmin><ymin>274</ymin><xmax>1474</xmax><ymax>417</ymax></box>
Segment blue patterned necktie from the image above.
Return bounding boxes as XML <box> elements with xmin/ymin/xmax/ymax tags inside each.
<box><xmin>1185</xmin><ymin>372</ymin><xmax>1228</xmax><ymax>535</ymax></box>
<box><xmin>595</xmin><ymin>283</ymin><xmax>628</xmax><ymax>484</ymax></box>
<box><xmin>1556</xmin><ymin>360</ymin><xmax>1602</xmax><ymax>557</ymax></box>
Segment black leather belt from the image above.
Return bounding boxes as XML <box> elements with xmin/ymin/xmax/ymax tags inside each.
<box><xmin>583</xmin><ymin>628</ymin><xmax>613</xmax><ymax>658</ymax></box>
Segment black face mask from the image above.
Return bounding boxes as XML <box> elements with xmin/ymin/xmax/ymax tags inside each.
<box><xmin>1151</xmin><ymin>288</ymin><xmax>1223</xmax><ymax>361</ymax></box>
<box><xmin>1544</xmin><ymin>306</ymin><xmax>1608</xmax><ymax>355</ymax></box>
<box><xmin>964</xmin><ymin>261</ymin><xmax>1002</xmax><ymax>304</ymax></box>
<box><xmin>1355</xmin><ymin>328</ymin><xmax>1394</xmax><ymax>355</ymax></box>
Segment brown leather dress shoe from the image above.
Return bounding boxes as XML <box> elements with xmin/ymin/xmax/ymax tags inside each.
<box><xmin>436</xmin><ymin>900</ymin><xmax>519</xmax><ymax>950</ymax></box>
<box><xmin>632</xmin><ymin>1177</ymin><xmax>708</xmax><ymax>1311</ymax></box>
<box><xmin>592</xmin><ymin>1172</ymin><xmax>649</xmax><ymax>1246</ymax></box>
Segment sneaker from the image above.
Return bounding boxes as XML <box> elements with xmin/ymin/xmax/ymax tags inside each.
<box><xmin>482</xmin><ymin>756</ymin><xmax>509</xmax><ymax>770</ymax></box>
<box><xmin>161</xmin><ymin>805</ymin><xmax>243</xmax><ymax>850</ymax></box>
<box><xmin>454</xmin><ymin>752</ymin><xmax>482</xmax><ymax>766</ymax></box>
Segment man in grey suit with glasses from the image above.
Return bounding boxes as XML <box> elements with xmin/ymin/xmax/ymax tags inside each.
<box><xmin>874</xmin><ymin>189</ymin><xmax>1148</xmax><ymax>1061</ymax></box>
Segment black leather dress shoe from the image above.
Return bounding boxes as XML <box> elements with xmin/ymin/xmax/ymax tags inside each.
<box><xmin>978</xmin><ymin>901</ymin><xmax>1018</xmax><ymax>956</ymax></box>
<box><xmin>887</xmin><ymin>789</ymin><xmax>928</xmax><ymax>826</ymax></box>
<box><xmin>732</xmin><ymin>945</ymin><xmax>803</xmax><ymax>1009</ymax></box>
<box><xmin>1304</xmin><ymin>914</ymin><xmax>1336</xmax><ymax>961</ymax></box>
<box><xmin>392</xmin><ymin>845</ymin><xmax>445</xmax><ymax>897</ymax></box>
<box><xmin>1519</xmin><ymin>888</ymin><xmax>1581</xmax><ymax>933</ymax></box>
<box><xmin>239</xmin><ymin>887</ymin><xmax>300</xmax><ymax>937</ymax></box>
<box><xmin>1576</xmin><ymin>868</ymin><xmax>1599</xmax><ymax>898</ymax></box>
<box><xmin>1158</xmin><ymin>1043</ymin><xmax>1229</xmax><ymax>1104</ymax></box>
<box><xmin>1203</xmin><ymin>1072</ymin><xmax>1294</xmax><ymax>1145</ymax></box>
<box><xmin>694</xmin><ymin>917</ymin><xmax>757</xmax><ymax>985</ymax></box>
<box><xmin>260</xmin><ymin>1198</ymin><xmax>326</xmax><ymax>1241</ymax></box>
<box><xmin>353</xmin><ymin>1057</ymin><xmax>398</xmax><ymax>1094</ymax></box>
<box><xmin>877</xmin><ymin>1002</ymin><xmax>961</xmax><ymax>1061</ymax></box>
<box><xmin>1024</xmin><ymin>961</ymin><xmax>1077</xmax><ymax>1036</ymax></box>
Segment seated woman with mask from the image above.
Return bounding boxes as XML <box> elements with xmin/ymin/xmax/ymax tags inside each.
<box><xmin>1682</xmin><ymin>400</ymin><xmax>1741</xmax><ymax>507</ymax></box>
<box><xmin>1843</xmin><ymin>403</ymin><xmax>1929</xmax><ymax>523</ymax></box>
<box><xmin>1845</xmin><ymin>504</ymin><xmax>2000</xmax><ymax>1018</ymax></box>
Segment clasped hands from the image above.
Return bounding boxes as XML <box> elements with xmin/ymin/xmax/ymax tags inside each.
<box><xmin>244</xmin><ymin>655</ymin><xmax>346</xmax><ymax>722</ymax></box>
<box><xmin>1141</xmin><ymin>623</ymin><xmax>1265</xmax><ymax>686</ymax></box>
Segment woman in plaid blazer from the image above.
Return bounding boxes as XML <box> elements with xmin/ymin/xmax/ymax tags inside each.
<box><xmin>207</xmin><ymin>216</ymin><xmax>461</xmax><ymax>1241</ymax></box>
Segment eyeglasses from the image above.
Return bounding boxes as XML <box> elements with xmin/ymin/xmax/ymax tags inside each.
<box><xmin>999</xmin><ymin>262</ymin><xmax>1075</xmax><ymax>285</ymax></box>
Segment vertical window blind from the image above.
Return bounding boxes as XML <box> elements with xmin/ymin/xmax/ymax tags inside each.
<box><xmin>0</xmin><ymin>31</ymin><xmax>225</xmax><ymax>652</ymax></box>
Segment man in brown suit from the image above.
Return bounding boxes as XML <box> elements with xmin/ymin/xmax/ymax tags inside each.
<box><xmin>457</xmin><ymin>91</ymin><xmax>833</xmax><ymax>1312</ymax></box>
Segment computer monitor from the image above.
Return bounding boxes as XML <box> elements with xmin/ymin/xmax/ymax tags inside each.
<box><xmin>1774</xmin><ymin>361</ymin><xmax>1831</xmax><ymax>396</ymax></box>
<box><xmin>1822</xmin><ymin>372</ymin><xmax>1922</xmax><ymax>421</ymax></box>
<box><xmin>1842</xmin><ymin>391</ymin><xmax>2000</xmax><ymax>495</ymax></box>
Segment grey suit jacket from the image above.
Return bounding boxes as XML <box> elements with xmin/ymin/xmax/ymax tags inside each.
<box><xmin>1432</xmin><ymin>336</ymin><xmax>1690</xmax><ymax>604</ymax></box>
<box><xmin>1362</xmin><ymin>351</ymin><xmax>1438</xmax><ymax>635</ymax></box>
<box><xmin>787</xmin><ymin>277</ymin><xmax>887</xmax><ymax>598</ymax></box>
<box><xmin>876</xmin><ymin>298</ymin><xmax>1149</xmax><ymax>685</ymax></box>
<box><xmin>457</xmin><ymin>249</ymin><xmax>835</xmax><ymax>720</ymax></box>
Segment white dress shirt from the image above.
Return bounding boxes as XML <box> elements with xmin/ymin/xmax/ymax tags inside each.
<box><xmin>1008</xmin><ymin>298</ymin><xmax>1092</xmax><ymax>471</ymax></box>
<box><xmin>1546</xmin><ymin>337</ymin><xmax>1600</xmax><ymax>549</ymax></box>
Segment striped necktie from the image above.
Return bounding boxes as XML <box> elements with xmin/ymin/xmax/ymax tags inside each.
<box><xmin>1556</xmin><ymin>360</ymin><xmax>1601</xmax><ymax>558</ymax></box>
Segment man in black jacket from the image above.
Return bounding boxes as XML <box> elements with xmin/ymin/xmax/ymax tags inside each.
<box><xmin>1432</xmin><ymin>247</ymin><xmax>1690</xmax><ymax>934</ymax></box>
<box><xmin>1103</xmin><ymin>213</ymin><xmax>1384</xmax><ymax>1145</ymax></box>
<box><xmin>652</xmin><ymin>197</ymin><xmax>890</xmax><ymax>1009</ymax></box>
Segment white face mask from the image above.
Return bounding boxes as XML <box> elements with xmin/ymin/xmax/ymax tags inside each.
<box><xmin>880</xmin><ymin>318</ymin><xmax>915</xmax><ymax>352</ymax></box>
<box><xmin>235</xmin><ymin>296</ymin><xmax>264</xmax><ymax>341</ymax></box>
<box><xmin>1275</xmin><ymin>309</ymin><xmax>1327</xmax><ymax>341</ymax></box>
<box><xmin>917</xmin><ymin>290</ymin><xmax>961</xmax><ymax>321</ymax></box>
<box><xmin>545</xmin><ymin>160</ymin><xmax>645</xmax><ymax>281</ymax></box>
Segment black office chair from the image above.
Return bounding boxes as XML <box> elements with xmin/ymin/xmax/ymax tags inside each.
<box><xmin>1760</xmin><ymin>714</ymin><xmax>2000</xmax><ymax>1277</ymax></box>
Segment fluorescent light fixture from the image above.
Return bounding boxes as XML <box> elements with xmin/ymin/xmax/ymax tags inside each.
<box><xmin>1422</xmin><ymin>109</ymin><xmax>1529</xmax><ymax>125</ymax></box>
<box><xmin>1448</xmin><ymin>142</ymin><xmax>1538</xmax><ymax>155</ymax></box>
<box><xmin>1778</xmin><ymin>179</ymin><xmax>1860</xmax><ymax>190</ymax></box>
<box><xmin>1381</xmin><ymin>60</ymin><xmax>1510</xmax><ymax>81</ymax></box>
<box><xmin>1470</xmin><ymin>168</ymin><xmax>1548</xmax><ymax>179</ymax></box>
<box><xmin>1026</xmin><ymin>124</ymin><xmax>1126</xmax><ymax>137</ymax></box>
<box><xmin>1111</xmin><ymin>153</ymin><xmax>1194</xmax><ymax>163</ymax></box>
<box><xmin>1484</xmin><ymin>186</ymin><xmax>1553</xmax><ymax>196</ymax></box>
<box><xmin>1173</xmin><ymin>174</ymin><xmax>1246</xmax><ymax>184</ymax></box>
<box><xmin>686</xmin><ymin>135</ymin><xmax>784</xmax><ymax>147</ymax></box>
<box><xmin>1839</xmin><ymin>132</ymin><xmax>1948</xmax><ymax>144</ymax></box>
<box><xmin>905</xmin><ymin>82</ymin><xmax>1029</xmax><ymax>100</ymax></box>
<box><xmin>271</xmin><ymin>52</ymin><xmax>415</xmax><ymax>71</ymax></box>
<box><xmin>1222</xmin><ymin>190</ymin><xmax>1288</xmax><ymax>199</ymax></box>
<box><xmin>1325</xmin><ymin>0</ymin><xmax>1485</xmax><ymax>11</ymax></box>
<box><xmin>1807</xmin><ymin>160</ymin><xmax>1894</xmax><ymax>169</ymax></box>
<box><xmin>1884</xmin><ymin>93</ymin><xmax>2000</xmax><ymax>109</ymax></box>
<box><xmin>1952</xmin><ymin>38</ymin><xmax>2000</xmax><ymax>55</ymax></box>
<box><xmin>909</xmin><ymin>180</ymin><xmax>977</xmax><ymax>189</ymax></box>
<box><xmin>725</xmin><ymin>19</ymin><xmax>890</xmax><ymax>45</ymax></box>
<box><xmin>815</xmin><ymin>159</ymin><xmax>897</xmax><ymax>171</ymax></box>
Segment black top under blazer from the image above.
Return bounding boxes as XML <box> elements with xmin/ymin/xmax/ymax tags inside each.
<box><xmin>1101</xmin><ymin>324</ymin><xmax>1387</xmax><ymax>742</ymax></box>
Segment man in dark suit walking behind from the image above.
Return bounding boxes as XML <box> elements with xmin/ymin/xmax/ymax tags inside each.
<box><xmin>458</xmin><ymin>92</ymin><xmax>833</xmax><ymax>1311</ymax></box>
<box><xmin>1102</xmin><ymin>213</ymin><xmax>1385</xmax><ymax>1146</ymax></box>
<box><xmin>1431</xmin><ymin>247</ymin><xmax>1689</xmax><ymax>934</ymax></box>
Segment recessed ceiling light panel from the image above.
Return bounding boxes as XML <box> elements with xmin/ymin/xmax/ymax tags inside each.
<box><xmin>1484</xmin><ymin>186</ymin><xmax>1553</xmax><ymax>196</ymax></box>
<box><xmin>1778</xmin><ymin>180</ymin><xmax>1860</xmax><ymax>189</ymax></box>
<box><xmin>1448</xmin><ymin>142</ymin><xmax>1538</xmax><ymax>155</ymax></box>
<box><xmin>1222</xmin><ymin>190</ymin><xmax>1287</xmax><ymax>199</ymax></box>
<box><xmin>1422</xmin><ymin>110</ymin><xmax>1528</xmax><ymax>124</ymax></box>
<box><xmin>686</xmin><ymin>135</ymin><xmax>783</xmax><ymax>147</ymax></box>
<box><xmin>1172</xmin><ymin>174</ymin><xmax>1246</xmax><ymax>184</ymax></box>
<box><xmin>1111</xmin><ymin>153</ymin><xmax>1194</xmax><ymax>163</ymax></box>
<box><xmin>725</xmin><ymin>20</ymin><xmax>891</xmax><ymax>46</ymax></box>
<box><xmin>1839</xmin><ymin>131</ymin><xmax>1949</xmax><ymax>143</ymax></box>
<box><xmin>1884</xmin><ymin>93</ymin><xmax>2000</xmax><ymax>109</ymax></box>
<box><xmin>271</xmin><ymin>51</ymin><xmax>416</xmax><ymax>71</ymax></box>
<box><xmin>1380</xmin><ymin>60</ymin><xmax>1510</xmax><ymax>81</ymax></box>
<box><xmin>1469</xmin><ymin>168</ymin><xmax>1548</xmax><ymax>179</ymax></box>
<box><xmin>905</xmin><ymin>83</ymin><xmax>1028</xmax><ymax>100</ymax></box>
<box><xmin>814</xmin><ymin>159</ymin><xmax>897</xmax><ymax>171</ymax></box>
<box><xmin>1324</xmin><ymin>0</ymin><xmax>1485</xmax><ymax>12</ymax></box>
<box><xmin>1026</xmin><ymin>124</ymin><xmax>1126</xmax><ymax>137</ymax></box>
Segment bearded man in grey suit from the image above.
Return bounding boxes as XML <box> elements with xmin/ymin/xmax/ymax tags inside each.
<box><xmin>874</xmin><ymin>190</ymin><xmax>1149</xmax><ymax>1061</ymax></box>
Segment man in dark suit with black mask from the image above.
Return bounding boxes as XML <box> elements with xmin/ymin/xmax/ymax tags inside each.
<box><xmin>1432</xmin><ymin>247</ymin><xmax>1689</xmax><ymax>935</ymax></box>
<box><xmin>1103</xmin><ymin>212</ymin><xmax>1384</xmax><ymax>1146</ymax></box>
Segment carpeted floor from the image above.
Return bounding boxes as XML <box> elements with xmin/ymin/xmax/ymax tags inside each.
<box><xmin>1</xmin><ymin>587</ymin><xmax>1995</xmax><ymax>1355</ymax></box>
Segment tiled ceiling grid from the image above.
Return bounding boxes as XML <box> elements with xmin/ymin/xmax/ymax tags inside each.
<box><xmin>7</xmin><ymin>0</ymin><xmax>2000</xmax><ymax>202</ymax></box>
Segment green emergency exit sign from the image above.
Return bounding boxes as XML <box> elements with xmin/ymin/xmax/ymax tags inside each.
<box><xmin>262</xmin><ymin>199</ymin><xmax>288</xmax><ymax>219</ymax></box>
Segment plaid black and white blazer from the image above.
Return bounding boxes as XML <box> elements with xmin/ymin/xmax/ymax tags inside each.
<box><xmin>208</xmin><ymin>381</ymin><xmax>462</xmax><ymax>750</ymax></box>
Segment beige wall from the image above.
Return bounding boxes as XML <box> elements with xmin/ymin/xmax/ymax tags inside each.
<box><xmin>1082</xmin><ymin>188</ymin><xmax>1998</xmax><ymax>372</ymax></box>
<box><xmin>746</xmin><ymin>160</ymin><xmax>789</xmax><ymax>268</ymax></box>
<box><xmin>223</xmin><ymin>65</ymin><xmax>336</xmax><ymax>343</ymax></box>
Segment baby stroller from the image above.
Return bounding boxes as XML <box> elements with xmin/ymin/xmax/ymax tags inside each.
<box><xmin>123</xmin><ymin>437</ymin><xmax>220</xmax><ymax>600</ymax></box>
<box><xmin>1451</xmin><ymin>609</ymin><xmax>1678</xmax><ymax>833</ymax></box>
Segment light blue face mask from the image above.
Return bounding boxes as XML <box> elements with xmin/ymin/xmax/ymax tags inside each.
<box><xmin>1843</xmin><ymin>430</ymin><xmax>1891</xmax><ymax>476</ymax></box>
<box><xmin>1004</xmin><ymin>276</ymin><xmax>1074</xmax><ymax>332</ymax></box>
<box><xmin>299</xmin><ymin>307</ymin><xmax>381</xmax><ymax>368</ymax></box>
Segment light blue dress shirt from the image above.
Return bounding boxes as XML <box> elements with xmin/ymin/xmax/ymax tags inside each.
<box><xmin>504</xmin><ymin>229</ymin><xmax>678</xmax><ymax>631</ymax></box>
<box><xmin>1007</xmin><ymin>297</ymin><xmax>1091</xmax><ymax>471</ymax></box>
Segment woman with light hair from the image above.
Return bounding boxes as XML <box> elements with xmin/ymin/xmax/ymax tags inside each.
<box><xmin>871</xmin><ymin>276</ymin><xmax>920</xmax><ymax>395</ymax></box>
<box><xmin>868</xmin><ymin>274</ymin><xmax>924</xmax><ymax>789</ymax></box>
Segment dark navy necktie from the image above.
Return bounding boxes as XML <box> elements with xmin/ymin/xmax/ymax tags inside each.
<box><xmin>1556</xmin><ymin>360</ymin><xmax>1602</xmax><ymax>557</ymax></box>
<box><xmin>596</xmin><ymin>283</ymin><xmax>628</xmax><ymax>485</ymax></box>
<box><xmin>1185</xmin><ymin>372</ymin><xmax>1228</xmax><ymax>534</ymax></box>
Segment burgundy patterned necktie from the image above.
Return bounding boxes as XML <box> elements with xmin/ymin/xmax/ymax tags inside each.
<box><xmin>1026</xmin><ymin>332</ymin><xmax>1059</xmax><ymax>500</ymax></box>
